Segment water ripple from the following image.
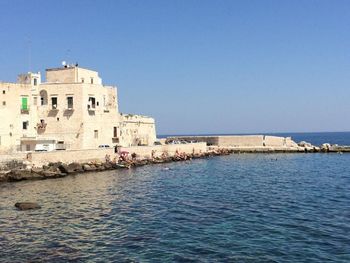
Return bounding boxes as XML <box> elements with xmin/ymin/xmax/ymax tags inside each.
<box><xmin>0</xmin><ymin>154</ymin><xmax>349</xmax><ymax>262</ymax></box>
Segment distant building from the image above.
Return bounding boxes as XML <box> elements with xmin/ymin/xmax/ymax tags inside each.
<box><xmin>0</xmin><ymin>64</ymin><xmax>156</xmax><ymax>153</ymax></box>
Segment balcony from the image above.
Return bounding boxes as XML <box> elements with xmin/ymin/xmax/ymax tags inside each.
<box><xmin>36</xmin><ymin>122</ymin><xmax>47</xmax><ymax>134</ymax></box>
<box><xmin>20</xmin><ymin>104</ymin><xmax>29</xmax><ymax>114</ymax></box>
<box><xmin>21</xmin><ymin>108</ymin><xmax>29</xmax><ymax>114</ymax></box>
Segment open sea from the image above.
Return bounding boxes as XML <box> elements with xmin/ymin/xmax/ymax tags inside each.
<box><xmin>0</xmin><ymin>132</ymin><xmax>350</xmax><ymax>262</ymax></box>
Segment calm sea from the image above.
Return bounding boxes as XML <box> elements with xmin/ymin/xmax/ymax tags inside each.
<box><xmin>160</xmin><ymin>131</ymin><xmax>350</xmax><ymax>146</ymax></box>
<box><xmin>0</xmin><ymin>133</ymin><xmax>349</xmax><ymax>262</ymax></box>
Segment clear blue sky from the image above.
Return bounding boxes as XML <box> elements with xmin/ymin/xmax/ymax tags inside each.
<box><xmin>1</xmin><ymin>0</ymin><xmax>349</xmax><ymax>135</ymax></box>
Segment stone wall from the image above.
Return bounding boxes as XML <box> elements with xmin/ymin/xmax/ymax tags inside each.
<box><xmin>168</xmin><ymin>135</ymin><xmax>299</xmax><ymax>149</ymax></box>
<box><xmin>28</xmin><ymin>143</ymin><xmax>207</xmax><ymax>166</ymax></box>
<box><xmin>264</xmin><ymin>136</ymin><xmax>286</xmax><ymax>147</ymax></box>
<box><xmin>119</xmin><ymin>114</ymin><xmax>156</xmax><ymax>147</ymax></box>
<box><xmin>0</xmin><ymin>153</ymin><xmax>27</xmax><ymax>169</ymax></box>
<box><xmin>218</xmin><ymin>135</ymin><xmax>264</xmax><ymax>147</ymax></box>
<box><xmin>120</xmin><ymin>143</ymin><xmax>207</xmax><ymax>159</ymax></box>
<box><xmin>30</xmin><ymin>148</ymin><xmax>115</xmax><ymax>166</ymax></box>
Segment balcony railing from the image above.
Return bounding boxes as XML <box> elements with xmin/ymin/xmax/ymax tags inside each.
<box><xmin>37</xmin><ymin>122</ymin><xmax>47</xmax><ymax>130</ymax></box>
<box><xmin>20</xmin><ymin>108</ymin><xmax>29</xmax><ymax>114</ymax></box>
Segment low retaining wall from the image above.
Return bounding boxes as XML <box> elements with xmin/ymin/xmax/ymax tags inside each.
<box><xmin>28</xmin><ymin>143</ymin><xmax>207</xmax><ymax>166</ymax></box>
<box><xmin>218</xmin><ymin>135</ymin><xmax>264</xmax><ymax>147</ymax></box>
<box><xmin>168</xmin><ymin>135</ymin><xmax>299</xmax><ymax>148</ymax></box>
<box><xmin>31</xmin><ymin>148</ymin><xmax>115</xmax><ymax>167</ymax></box>
<box><xmin>0</xmin><ymin>153</ymin><xmax>27</xmax><ymax>169</ymax></box>
<box><xmin>120</xmin><ymin>143</ymin><xmax>207</xmax><ymax>159</ymax></box>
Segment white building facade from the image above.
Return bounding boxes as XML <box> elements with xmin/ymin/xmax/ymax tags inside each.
<box><xmin>0</xmin><ymin>65</ymin><xmax>156</xmax><ymax>153</ymax></box>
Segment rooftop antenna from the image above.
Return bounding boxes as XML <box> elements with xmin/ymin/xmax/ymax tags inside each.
<box><xmin>65</xmin><ymin>48</ymin><xmax>71</xmax><ymax>65</ymax></box>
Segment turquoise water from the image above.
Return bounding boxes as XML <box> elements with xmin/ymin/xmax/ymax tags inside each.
<box><xmin>0</xmin><ymin>153</ymin><xmax>349</xmax><ymax>262</ymax></box>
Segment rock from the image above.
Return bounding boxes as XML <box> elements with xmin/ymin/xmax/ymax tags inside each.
<box><xmin>48</xmin><ymin>162</ymin><xmax>62</xmax><ymax>169</ymax></box>
<box><xmin>67</xmin><ymin>162</ymin><xmax>83</xmax><ymax>173</ymax></box>
<box><xmin>9</xmin><ymin>169</ymin><xmax>32</xmax><ymax>181</ymax></box>
<box><xmin>46</xmin><ymin>166</ymin><xmax>60</xmax><ymax>173</ymax></box>
<box><xmin>15</xmin><ymin>202</ymin><xmax>41</xmax><ymax>210</ymax></box>
<box><xmin>42</xmin><ymin>171</ymin><xmax>60</xmax><ymax>178</ymax></box>
<box><xmin>298</xmin><ymin>141</ymin><xmax>312</xmax><ymax>148</ymax></box>
<box><xmin>104</xmin><ymin>162</ymin><xmax>112</xmax><ymax>170</ymax></box>
<box><xmin>83</xmin><ymin>164</ymin><xmax>94</xmax><ymax>171</ymax></box>
<box><xmin>304</xmin><ymin>146</ymin><xmax>315</xmax><ymax>152</ymax></box>
<box><xmin>0</xmin><ymin>170</ymin><xmax>11</xmax><ymax>182</ymax></box>
<box><xmin>328</xmin><ymin>145</ymin><xmax>350</xmax><ymax>152</ymax></box>
<box><xmin>31</xmin><ymin>167</ymin><xmax>44</xmax><ymax>174</ymax></box>
<box><xmin>58</xmin><ymin>164</ymin><xmax>69</xmax><ymax>174</ymax></box>
<box><xmin>321</xmin><ymin>143</ymin><xmax>331</xmax><ymax>152</ymax></box>
<box><xmin>97</xmin><ymin>165</ymin><xmax>105</xmax><ymax>171</ymax></box>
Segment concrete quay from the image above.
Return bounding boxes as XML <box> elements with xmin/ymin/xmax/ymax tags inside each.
<box><xmin>0</xmin><ymin>146</ymin><xmax>231</xmax><ymax>183</ymax></box>
<box><xmin>1</xmin><ymin>135</ymin><xmax>349</xmax><ymax>183</ymax></box>
<box><xmin>166</xmin><ymin>135</ymin><xmax>350</xmax><ymax>153</ymax></box>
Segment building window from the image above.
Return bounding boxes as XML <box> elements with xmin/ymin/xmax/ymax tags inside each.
<box><xmin>67</xmin><ymin>96</ymin><xmax>73</xmax><ymax>109</ymax></box>
<box><xmin>22</xmin><ymin>121</ymin><xmax>28</xmax><ymax>130</ymax></box>
<box><xmin>88</xmin><ymin>97</ymin><xmax>96</xmax><ymax>109</ymax></box>
<box><xmin>2</xmin><ymin>101</ymin><xmax>5</xmax><ymax>106</ymax></box>
<box><xmin>94</xmin><ymin>130</ymin><xmax>98</xmax><ymax>139</ymax></box>
<box><xmin>113</xmin><ymin>127</ymin><xmax>118</xmax><ymax>137</ymax></box>
<box><xmin>81</xmin><ymin>78</ymin><xmax>84</xmax><ymax>83</ymax></box>
<box><xmin>51</xmin><ymin>97</ymin><xmax>58</xmax><ymax>109</ymax></box>
<box><xmin>33</xmin><ymin>97</ymin><xmax>37</xmax><ymax>105</ymax></box>
<box><xmin>91</xmin><ymin>78</ymin><xmax>94</xmax><ymax>84</ymax></box>
<box><xmin>21</xmin><ymin>97</ymin><xmax>28</xmax><ymax>110</ymax></box>
<box><xmin>33</xmin><ymin>78</ymin><xmax>37</xmax><ymax>86</ymax></box>
<box><xmin>40</xmin><ymin>90</ymin><xmax>48</xmax><ymax>105</ymax></box>
<box><xmin>97</xmin><ymin>101</ymin><xmax>99</xmax><ymax>106</ymax></box>
<box><xmin>2</xmin><ymin>90</ymin><xmax>5</xmax><ymax>94</ymax></box>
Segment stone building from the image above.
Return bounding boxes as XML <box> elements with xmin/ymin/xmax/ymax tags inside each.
<box><xmin>0</xmin><ymin>65</ymin><xmax>156</xmax><ymax>153</ymax></box>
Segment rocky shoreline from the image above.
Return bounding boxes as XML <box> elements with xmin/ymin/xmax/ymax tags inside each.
<box><xmin>1</xmin><ymin>143</ymin><xmax>349</xmax><ymax>184</ymax></box>
<box><xmin>0</xmin><ymin>148</ymin><xmax>234</xmax><ymax>183</ymax></box>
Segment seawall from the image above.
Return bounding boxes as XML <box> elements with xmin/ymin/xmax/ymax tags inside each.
<box><xmin>167</xmin><ymin>135</ymin><xmax>303</xmax><ymax>151</ymax></box>
<box><xmin>0</xmin><ymin>143</ymin><xmax>207</xmax><ymax>169</ymax></box>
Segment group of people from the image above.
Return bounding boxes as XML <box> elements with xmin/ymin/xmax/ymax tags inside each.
<box><xmin>105</xmin><ymin>151</ymin><xmax>138</xmax><ymax>165</ymax></box>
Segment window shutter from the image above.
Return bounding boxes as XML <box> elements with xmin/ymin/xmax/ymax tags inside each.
<box><xmin>21</xmin><ymin>97</ymin><xmax>28</xmax><ymax>110</ymax></box>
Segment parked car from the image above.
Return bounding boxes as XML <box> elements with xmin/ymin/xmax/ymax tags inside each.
<box><xmin>98</xmin><ymin>145</ymin><xmax>110</xmax><ymax>148</ymax></box>
<box><xmin>166</xmin><ymin>140</ymin><xmax>182</xmax><ymax>145</ymax></box>
<box><xmin>154</xmin><ymin>141</ymin><xmax>162</xmax><ymax>145</ymax></box>
<box><xmin>35</xmin><ymin>144</ymin><xmax>52</xmax><ymax>152</ymax></box>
